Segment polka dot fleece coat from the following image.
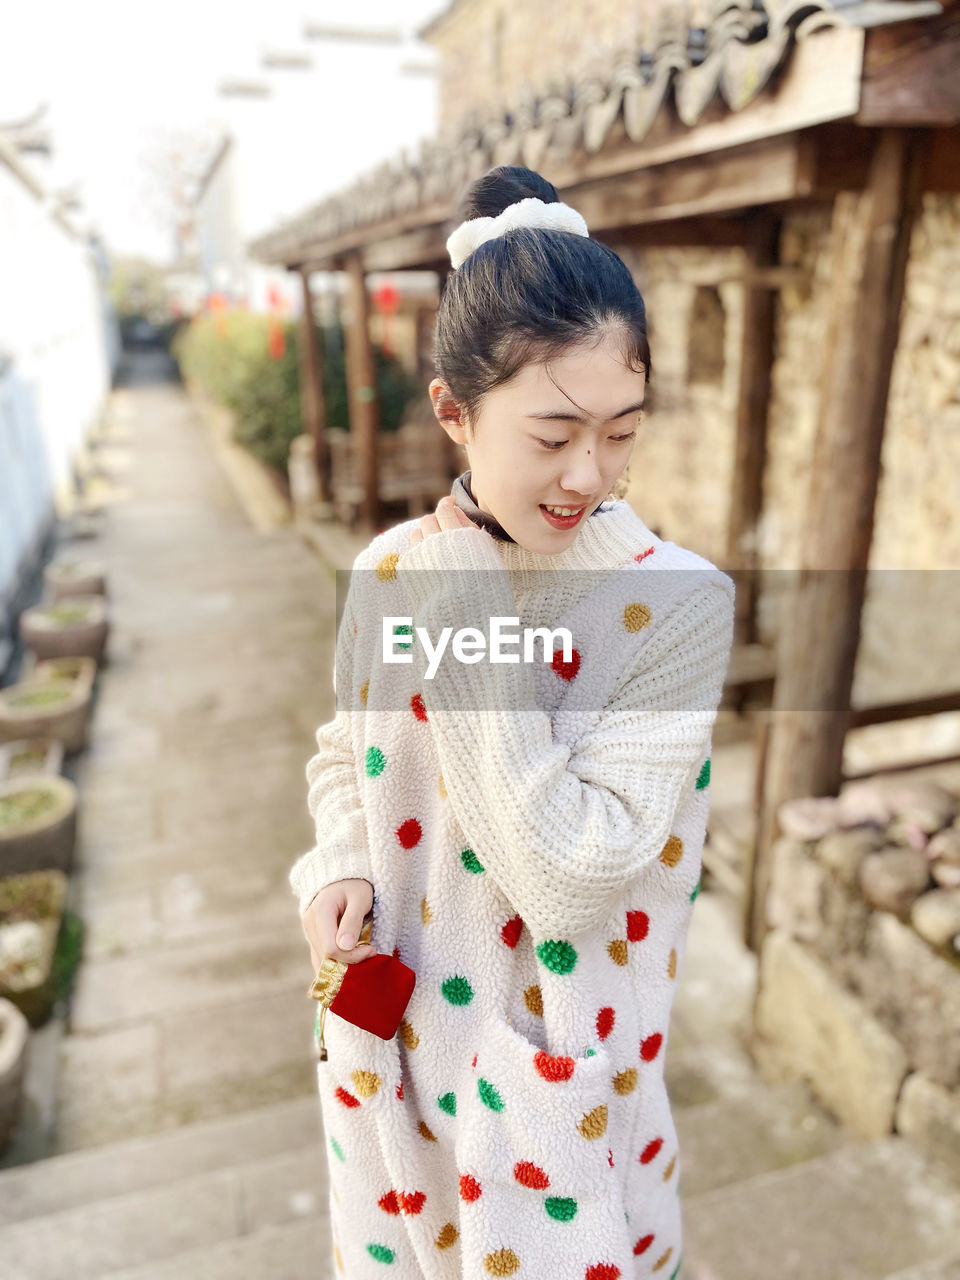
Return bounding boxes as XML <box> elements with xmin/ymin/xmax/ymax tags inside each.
<box><xmin>289</xmin><ymin>498</ymin><xmax>735</xmax><ymax>1280</ymax></box>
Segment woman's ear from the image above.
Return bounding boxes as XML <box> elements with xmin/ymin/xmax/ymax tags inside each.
<box><xmin>429</xmin><ymin>378</ymin><xmax>471</xmax><ymax>446</ymax></box>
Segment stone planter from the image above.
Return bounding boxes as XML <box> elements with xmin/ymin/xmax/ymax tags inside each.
<box><xmin>0</xmin><ymin>738</ymin><xmax>64</xmax><ymax>783</ymax></box>
<box><xmin>0</xmin><ymin>996</ymin><xmax>29</xmax><ymax>1152</ymax></box>
<box><xmin>21</xmin><ymin>654</ymin><xmax>97</xmax><ymax>697</ymax></box>
<box><xmin>0</xmin><ymin>677</ymin><xmax>92</xmax><ymax>754</ymax></box>
<box><xmin>0</xmin><ymin>777</ymin><xmax>78</xmax><ymax>876</ymax></box>
<box><xmin>43</xmin><ymin>559</ymin><xmax>107</xmax><ymax>600</ymax></box>
<box><xmin>0</xmin><ymin>869</ymin><xmax>68</xmax><ymax>1026</ymax></box>
<box><xmin>19</xmin><ymin>595</ymin><xmax>109</xmax><ymax>664</ymax></box>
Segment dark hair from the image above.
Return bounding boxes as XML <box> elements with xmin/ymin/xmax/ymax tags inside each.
<box><xmin>433</xmin><ymin>165</ymin><xmax>651</xmax><ymax>430</ymax></box>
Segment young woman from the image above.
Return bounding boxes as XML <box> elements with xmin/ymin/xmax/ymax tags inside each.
<box><xmin>292</xmin><ymin>165</ymin><xmax>735</xmax><ymax>1280</ymax></box>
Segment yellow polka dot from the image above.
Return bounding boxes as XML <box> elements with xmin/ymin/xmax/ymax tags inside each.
<box><xmin>421</xmin><ymin>896</ymin><xmax>433</xmax><ymax>924</ymax></box>
<box><xmin>400</xmin><ymin>1019</ymin><xmax>419</xmax><ymax>1050</ymax></box>
<box><xmin>351</xmin><ymin>1069</ymin><xmax>382</xmax><ymax>1099</ymax></box>
<box><xmin>360</xmin><ymin>679</ymin><xmax>369</xmax><ymax>706</ymax></box>
<box><xmin>335</xmin><ymin>1243</ymin><xmax>344</xmax><ymax>1271</ymax></box>
<box><xmin>660</xmin><ymin>834</ymin><xmax>683</xmax><ymax>867</ymax></box>
<box><xmin>667</xmin><ymin>947</ymin><xmax>677</xmax><ymax>979</ymax></box>
<box><xmin>524</xmin><ymin>985</ymin><xmax>543</xmax><ymax>1017</ymax></box>
<box><xmin>484</xmin><ymin>1248</ymin><xmax>520</xmax><ymax>1275</ymax></box>
<box><xmin>436</xmin><ymin>1223</ymin><xmax>459</xmax><ymax>1250</ymax></box>
<box><xmin>613</xmin><ymin>1066</ymin><xmax>638</xmax><ymax>1095</ymax></box>
<box><xmin>607</xmin><ymin>938</ymin><xmax>628</xmax><ymax>966</ymax></box>
<box><xmin>578</xmin><ymin>1103</ymin><xmax>608</xmax><ymax>1141</ymax></box>
<box><xmin>376</xmin><ymin>552</ymin><xmax>399</xmax><ymax>581</ymax></box>
<box><xmin>662</xmin><ymin>1152</ymin><xmax>677</xmax><ymax>1181</ymax></box>
<box><xmin>623</xmin><ymin>601</ymin><xmax>652</xmax><ymax>632</ymax></box>
<box><xmin>438</xmin><ymin>773</ymin><xmax>447</xmax><ymax>798</ymax></box>
<box><xmin>418</xmin><ymin>1120</ymin><xmax>438</xmax><ymax>1142</ymax></box>
<box><xmin>653</xmin><ymin>1245</ymin><xmax>674</xmax><ymax>1271</ymax></box>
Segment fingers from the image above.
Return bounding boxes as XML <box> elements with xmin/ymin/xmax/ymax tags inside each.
<box><xmin>303</xmin><ymin>897</ymin><xmax>378</xmax><ymax>971</ymax></box>
<box><xmin>409</xmin><ymin>497</ymin><xmax>477</xmax><ymax>546</ymax></box>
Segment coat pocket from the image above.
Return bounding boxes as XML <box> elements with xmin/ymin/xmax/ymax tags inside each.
<box><xmin>316</xmin><ymin>1002</ymin><xmax>401</xmax><ymax>1115</ymax></box>
<box><xmin>455</xmin><ymin>1011</ymin><xmax>618</xmax><ymax>1205</ymax></box>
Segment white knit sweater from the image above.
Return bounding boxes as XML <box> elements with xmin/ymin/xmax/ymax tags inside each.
<box><xmin>290</xmin><ymin>500</ymin><xmax>735</xmax><ymax>1280</ymax></box>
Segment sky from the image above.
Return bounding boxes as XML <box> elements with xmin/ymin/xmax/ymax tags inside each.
<box><xmin>0</xmin><ymin>0</ymin><xmax>448</xmax><ymax>262</ymax></box>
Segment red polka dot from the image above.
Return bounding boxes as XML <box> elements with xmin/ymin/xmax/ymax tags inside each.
<box><xmin>597</xmin><ymin>1007</ymin><xmax>616</xmax><ymax>1040</ymax></box>
<box><xmin>334</xmin><ymin>1086</ymin><xmax>360</xmax><ymax>1108</ymax></box>
<box><xmin>396</xmin><ymin>1077</ymin><xmax>404</xmax><ymax>1101</ymax></box>
<box><xmin>551</xmin><ymin>646</ymin><xmax>581</xmax><ymax>681</ymax></box>
<box><xmin>514</xmin><ymin>1161</ymin><xmax>550</xmax><ymax>1189</ymax></box>
<box><xmin>634</xmin><ymin>546</ymin><xmax>655</xmax><ymax>563</ymax></box>
<box><xmin>640</xmin><ymin>1032</ymin><xmax>663</xmax><ymax>1062</ymax></box>
<box><xmin>398</xmin><ymin>1190</ymin><xmax>426</xmax><ymax>1215</ymax></box>
<box><xmin>410</xmin><ymin>692</ymin><xmax>428</xmax><ymax>721</ymax></box>
<box><xmin>459</xmin><ymin>1173</ymin><xmax>482</xmax><ymax>1202</ymax></box>
<box><xmin>397</xmin><ymin>818</ymin><xmax>422</xmax><ymax>849</ymax></box>
<box><xmin>586</xmin><ymin>1264</ymin><xmax>621</xmax><ymax>1280</ymax></box>
<box><xmin>633</xmin><ymin>1234</ymin><xmax>655</xmax><ymax>1256</ymax></box>
<box><xmin>533</xmin><ymin>1050</ymin><xmax>575</xmax><ymax>1082</ymax></box>
<box><xmin>378</xmin><ymin>1190</ymin><xmax>401</xmax><ymax>1215</ymax></box>
<box><xmin>501</xmin><ymin>915</ymin><xmax>523</xmax><ymax>948</ymax></box>
<box><xmin>640</xmin><ymin>1137</ymin><xmax>663</xmax><ymax>1164</ymax></box>
<box><xmin>626</xmin><ymin>910</ymin><xmax>649</xmax><ymax>942</ymax></box>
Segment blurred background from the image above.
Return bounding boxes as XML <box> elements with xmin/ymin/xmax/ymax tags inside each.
<box><xmin>1</xmin><ymin>1</ymin><xmax>959</xmax><ymax>1277</ymax></box>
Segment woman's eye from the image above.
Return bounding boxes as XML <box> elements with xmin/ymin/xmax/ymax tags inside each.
<box><xmin>537</xmin><ymin>431</ymin><xmax>636</xmax><ymax>451</ymax></box>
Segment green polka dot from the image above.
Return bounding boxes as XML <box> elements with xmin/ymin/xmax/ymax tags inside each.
<box><xmin>670</xmin><ymin>1254</ymin><xmax>682</xmax><ymax>1280</ymax></box>
<box><xmin>690</xmin><ymin>877</ymin><xmax>702</xmax><ymax>903</ymax></box>
<box><xmin>365</xmin><ymin>746</ymin><xmax>386</xmax><ymax>776</ymax></box>
<box><xmin>330</xmin><ymin>1136</ymin><xmax>345</xmax><ymax>1162</ymax></box>
<box><xmin>696</xmin><ymin>757</ymin><xmax>711</xmax><ymax>789</ymax></box>
<box><xmin>545</xmin><ymin>1196</ymin><xmax>578</xmax><ymax>1221</ymax></box>
<box><xmin>438</xmin><ymin>1091</ymin><xmax>456</xmax><ymax>1116</ymax></box>
<box><xmin>460</xmin><ymin>847</ymin><xmax>484</xmax><ymax>874</ymax></box>
<box><xmin>536</xmin><ymin>939</ymin><xmax>578</xmax><ymax>975</ymax></box>
<box><xmin>393</xmin><ymin>623</ymin><xmax>413</xmax><ymax>648</ymax></box>
<box><xmin>441</xmin><ymin>975</ymin><xmax>474</xmax><ymax>1006</ymax></box>
<box><xmin>478</xmin><ymin>1076</ymin><xmax>504</xmax><ymax>1111</ymax></box>
<box><xmin>365</xmin><ymin>1242</ymin><xmax>395</xmax><ymax>1263</ymax></box>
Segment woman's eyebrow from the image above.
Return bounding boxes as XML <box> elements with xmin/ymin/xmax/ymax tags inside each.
<box><xmin>525</xmin><ymin>399</ymin><xmax>645</xmax><ymax>422</ymax></box>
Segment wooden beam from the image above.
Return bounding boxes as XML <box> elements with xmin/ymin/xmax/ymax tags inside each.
<box><xmin>858</xmin><ymin>9</ymin><xmax>960</xmax><ymax>125</ymax></box>
<box><xmin>296</xmin><ymin>270</ymin><xmax>331</xmax><ymax>504</ymax></box>
<box><xmin>341</xmin><ymin>252</ymin><xmax>382</xmax><ymax>533</ymax></box>
<box><xmin>747</xmin><ymin>128</ymin><xmax>928</xmax><ymax>956</ymax></box>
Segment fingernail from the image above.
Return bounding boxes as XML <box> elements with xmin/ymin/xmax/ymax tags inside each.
<box><xmin>338</xmin><ymin>933</ymin><xmax>355</xmax><ymax>949</ymax></box>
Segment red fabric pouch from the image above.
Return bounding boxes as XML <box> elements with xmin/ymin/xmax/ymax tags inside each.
<box><xmin>306</xmin><ymin>916</ymin><xmax>416</xmax><ymax>1061</ymax></box>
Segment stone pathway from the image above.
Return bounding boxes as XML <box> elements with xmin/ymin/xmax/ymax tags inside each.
<box><xmin>1</xmin><ymin>349</ymin><xmax>959</xmax><ymax>1277</ymax></box>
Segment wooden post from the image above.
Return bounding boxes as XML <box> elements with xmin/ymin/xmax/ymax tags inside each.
<box><xmin>342</xmin><ymin>251</ymin><xmax>381</xmax><ymax>532</ymax></box>
<box><xmin>296</xmin><ymin>269</ymin><xmax>331</xmax><ymax>504</ymax></box>
<box><xmin>747</xmin><ymin>128</ymin><xmax>926</xmax><ymax>956</ymax></box>
<box><xmin>727</xmin><ymin>218</ymin><xmax>778</xmax><ymax>644</ymax></box>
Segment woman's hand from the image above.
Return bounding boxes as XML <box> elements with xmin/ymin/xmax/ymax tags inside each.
<box><xmin>409</xmin><ymin>495</ymin><xmax>476</xmax><ymax>546</ymax></box>
<box><xmin>300</xmin><ymin>877</ymin><xmax>377</xmax><ymax>973</ymax></box>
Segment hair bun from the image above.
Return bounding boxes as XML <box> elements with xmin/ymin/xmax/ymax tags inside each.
<box><xmin>456</xmin><ymin>165</ymin><xmax>559</xmax><ymax>225</ymax></box>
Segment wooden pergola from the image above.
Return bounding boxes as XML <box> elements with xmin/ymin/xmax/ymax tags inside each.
<box><xmin>250</xmin><ymin>0</ymin><xmax>960</xmax><ymax>954</ymax></box>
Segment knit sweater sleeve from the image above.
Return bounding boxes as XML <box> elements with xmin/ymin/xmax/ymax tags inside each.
<box><xmin>395</xmin><ymin>525</ymin><xmax>734</xmax><ymax>939</ymax></box>
<box><xmin>288</xmin><ymin>549</ymin><xmax>375</xmax><ymax>919</ymax></box>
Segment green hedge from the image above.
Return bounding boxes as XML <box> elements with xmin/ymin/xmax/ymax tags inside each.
<box><xmin>172</xmin><ymin>310</ymin><xmax>419</xmax><ymax>474</ymax></box>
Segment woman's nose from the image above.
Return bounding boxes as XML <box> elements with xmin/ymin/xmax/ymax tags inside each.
<box><xmin>561</xmin><ymin>448</ymin><xmax>603</xmax><ymax>498</ymax></box>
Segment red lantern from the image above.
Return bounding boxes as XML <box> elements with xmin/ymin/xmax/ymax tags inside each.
<box><xmin>373</xmin><ymin>277</ymin><xmax>400</xmax><ymax>358</ymax></box>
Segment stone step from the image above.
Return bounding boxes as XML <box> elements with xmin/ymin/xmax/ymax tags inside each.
<box><xmin>101</xmin><ymin>1216</ymin><xmax>329</xmax><ymax>1280</ymax></box>
<box><xmin>0</xmin><ymin>1096</ymin><xmax>320</xmax><ymax>1229</ymax></box>
<box><xmin>681</xmin><ymin>1133</ymin><xmax>960</xmax><ymax>1280</ymax></box>
<box><xmin>0</xmin><ymin>1145</ymin><xmax>328</xmax><ymax>1280</ymax></box>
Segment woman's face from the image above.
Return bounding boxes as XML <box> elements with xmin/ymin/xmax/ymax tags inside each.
<box><xmin>430</xmin><ymin>329</ymin><xmax>645</xmax><ymax>554</ymax></box>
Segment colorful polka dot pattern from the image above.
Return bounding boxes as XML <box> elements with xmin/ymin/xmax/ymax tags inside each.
<box><xmin>321</xmin><ymin>538</ymin><xmax>714</xmax><ymax>1277</ymax></box>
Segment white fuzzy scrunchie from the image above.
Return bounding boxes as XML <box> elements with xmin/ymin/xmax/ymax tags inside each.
<box><xmin>446</xmin><ymin>197</ymin><xmax>589</xmax><ymax>270</ymax></box>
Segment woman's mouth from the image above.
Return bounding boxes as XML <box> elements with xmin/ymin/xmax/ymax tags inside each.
<box><xmin>539</xmin><ymin>503</ymin><xmax>586</xmax><ymax>529</ymax></box>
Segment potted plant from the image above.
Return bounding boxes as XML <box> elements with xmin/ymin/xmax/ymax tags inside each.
<box><xmin>0</xmin><ymin>677</ymin><xmax>92</xmax><ymax>754</ymax></box>
<box><xmin>19</xmin><ymin>595</ymin><xmax>109</xmax><ymax>664</ymax></box>
<box><xmin>20</xmin><ymin>654</ymin><xmax>97</xmax><ymax>697</ymax></box>
<box><xmin>43</xmin><ymin>559</ymin><xmax>107</xmax><ymax>600</ymax></box>
<box><xmin>0</xmin><ymin>869</ymin><xmax>69</xmax><ymax>1025</ymax></box>
<box><xmin>0</xmin><ymin>738</ymin><xmax>64</xmax><ymax>782</ymax></box>
<box><xmin>0</xmin><ymin>777</ymin><xmax>78</xmax><ymax>875</ymax></box>
<box><xmin>0</xmin><ymin>995</ymin><xmax>28</xmax><ymax>1152</ymax></box>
